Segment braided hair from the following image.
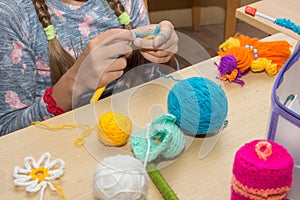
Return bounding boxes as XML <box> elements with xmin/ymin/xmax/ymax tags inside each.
<box><xmin>106</xmin><ymin>0</ymin><xmax>133</xmax><ymax>29</ymax></box>
<box><xmin>32</xmin><ymin>0</ymin><xmax>134</xmax><ymax>84</ymax></box>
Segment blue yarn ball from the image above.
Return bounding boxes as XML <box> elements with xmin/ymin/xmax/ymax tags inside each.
<box><xmin>167</xmin><ymin>77</ymin><xmax>228</xmax><ymax>136</ymax></box>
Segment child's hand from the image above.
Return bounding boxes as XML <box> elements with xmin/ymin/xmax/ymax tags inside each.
<box><xmin>69</xmin><ymin>29</ymin><xmax>135</xmax><ymax>97</ymax></box>
<box><xmin>133</xmin><ymin>20</ymin><xmax>178</xmax><ymax>64</ymax></box>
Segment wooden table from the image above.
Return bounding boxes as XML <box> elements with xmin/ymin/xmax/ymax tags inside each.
<box><xmin>0</xmin><ymin>33</ymin><xmax>296</xmax><ymax>200</ymax></box>
<box><xmin>236</xmin><ymin>0</ymin><xmax>300</xmax><ymax>40</ymax></box>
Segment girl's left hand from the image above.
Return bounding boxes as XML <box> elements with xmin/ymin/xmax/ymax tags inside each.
<box><xmin>133</xmin><ymin>20</ymin><xmax>178</xmax><ymax>64</ymax></box>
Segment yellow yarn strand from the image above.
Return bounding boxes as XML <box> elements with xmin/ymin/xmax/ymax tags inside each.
<box><xmin>251</xmin><ymin>57</ymin><xmax>278</xmax><ymax>76</ymax></box>
<box><xmin>32</xmin><ymin>121</ymin><xmax>95</xmax><ymax>147</ymax></box>
<box><xmin>74</xmin><ymin>125</ymin><xmax>97</xmax><ymax>147</ymax></box>
<box><xmin>118</xmin><ymin>12</ymin><xmax>132</xmax><ymax>25</ymax></box>
<box><xmin>43</xmin><ymin>25</ymin><xmax>57</xmax><ymax>41</ymax></box>
<box><xmin>53</xmin><ymin>183</ymin><xmax>67</xmax><ymax>200</ymax></box>
<box><xmin>97</xmin><ymin>112</ymin><xmax>132</xmax><ymax>146</ymax></box>
<box><xmin>219</xmin><ymin>37</ymin><xmax>241</xmax><ymax>51</ymax></box>
<box><xmin>32</xmin><ymin>121</ymin><xmax>90</xmax><ymax>130</ymax></box>
<box><xmin>143</xmin><ymin>35</ymin><xmax>156</xmax><ymax>39</ymax></box>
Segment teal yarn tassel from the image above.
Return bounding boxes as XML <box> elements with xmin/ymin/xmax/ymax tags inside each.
<box><xmin>146</xmin><ymin>163</ymin><xmax>179</xmax><ymax>200</ymax></box>
<box><xmin>274</xmin><ymin>18</ymin><xmax>300</xmax><ymax>35</ymax></box>
<box><xmin>167</xmin><ymin>77</ymin><xmax>228</xmax><ymax>136</ymax></box>
<box><xmin>131</xmin><ymin>114</ymin><xmax>185</xmax><ymax>163</ymax></box>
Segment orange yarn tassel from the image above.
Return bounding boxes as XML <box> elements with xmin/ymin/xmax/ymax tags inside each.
<box><xmin>233</xmin><ymin>34</ymin><xmax>259</xmax><ymax>47</ymax></box>
<box><xmin>254</xmin><ymin>41</ymin><xmax>291</xmax><ymax>70</ymax></box>
<box><xmin>219</xmin><ymin>34</ymin><xmax>291</xmax><ymax>71</ymax></box>
<box><xmin>217</xmin><ymin>34</ymin><xmax>291</xmax><ymax>84</ymax></box>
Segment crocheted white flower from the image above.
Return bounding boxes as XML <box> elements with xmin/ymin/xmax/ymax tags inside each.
<box><xmin>13</xmin><ymin>152</ymin><xmax>65</xmax><ymax>200</ymax></box>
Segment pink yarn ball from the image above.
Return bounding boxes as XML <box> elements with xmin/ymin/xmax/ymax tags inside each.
<box><xmin>231</xmin><ymin>140</ymin><xmax>294</xmax><ymax>200</ymax></box>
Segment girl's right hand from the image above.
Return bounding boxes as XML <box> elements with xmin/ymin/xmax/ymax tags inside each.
<box><xmin>75</xmin><ymin>29</ymin><xmax>135</xmax><ymax>92</ymax></box>
<box><xmin>53</xmin><ymin>29</ymin><xmax>135</xmax><ymax>110</ymax></box>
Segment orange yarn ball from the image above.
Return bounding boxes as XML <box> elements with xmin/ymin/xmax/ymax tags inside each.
<box><xmin>97</xmin><ymin>112</ymin><xmax>132</xmax><ymax>147</ymax></box>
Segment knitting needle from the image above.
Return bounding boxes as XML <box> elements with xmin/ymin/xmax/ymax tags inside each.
<box><xmin>90</xmin><ymin>86</ymin><xmax>106</xmax><ymax>103</ymax></box>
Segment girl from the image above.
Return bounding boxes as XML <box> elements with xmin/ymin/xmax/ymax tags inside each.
<box><xmin>0</xmin><ymin>0</ymin><xmax>178</xmax><ymax>135</ymax></box>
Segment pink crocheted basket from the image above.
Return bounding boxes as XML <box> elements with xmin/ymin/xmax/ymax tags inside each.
<box><xmin>231</xmin><ymin>140</ymin><xmax>294</xmax><ymax>200</ymax></box>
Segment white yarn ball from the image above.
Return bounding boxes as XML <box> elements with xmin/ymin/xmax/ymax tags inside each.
<box><xmin>93</xmin><ymin>154</ymin><xmax>149</xmax><ymax>200</ymax></box>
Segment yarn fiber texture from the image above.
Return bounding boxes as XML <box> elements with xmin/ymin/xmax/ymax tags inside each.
<box><xmin>231</xmin><ymin>140</ymin><xmax>294</xmax><ymax>200</ymax></box>
<box><xmin>167</xmin><ymin>77</ymin><xmax>228</xmax><ymax>136</ymax></box>
<box><xmin>97</xmin><ymin>112</ymin><xmax>132</xmax><ymax>146</ymax></box>
<box><xmin>217</xmin><ymin>34</ymin><xmax>291</xmax><ymax>85</ymax></box>
<box><xmin>274</xmin><ymin>18</ymin><xmax>300</xmax><ymax>35</ymax></box>
<box><xmin>93</xmin><ymin>154</ymin><xmax>149</xmax><ymax>200</ymax></box>
<box><xmin>130</xmin><ymin>113</ymin><xmax>185</xmax><ymax>162</ymax></box>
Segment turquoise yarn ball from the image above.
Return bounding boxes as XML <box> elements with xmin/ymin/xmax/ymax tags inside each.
<box><xmin>167</xmin><ymin>77</ymin><xmax>228</xmax><ymax>136</ymax></box>
<box><xmin>131</xmin><ymin>114</ymin><xmax>185</xmax><ymax>162</ymax></box>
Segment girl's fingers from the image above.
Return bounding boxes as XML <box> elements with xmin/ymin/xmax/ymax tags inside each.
<box><xmin>139</xmin><ymin>40</ymin><xmax>178</xmax><ymax>59</ymax></box>
<box><xmin>133</xmin><ymin>37</ymin><xmax>155</xmax><ymax>49</ymax></box>
<box><xmin>105</xmin><ymin>41</ymin><xmax>133</xmax><ymax>59</ymax></box>
<box><xmin>153</xmin><ymin>21</ymin><xmax>174</xmax><ymax>47</ymax></box>
<box><xmin>103</xmin><ymin>29</ymin><xmax>135</xmax><ymax>45</ymax></box>
<box><xmin>134</xmin><ymin>29</ymin><xmax>177</xmax><ymax>51</ymax></box>
<box><xmin>99</xmin><ymin>70</ymin><xmax>124</xmax><ymax>87</ymax></box>
<box><xmin>132</xmin><ymin>24</ymin><xmax>158</xmax><ymax>36</ymax></box>
<box><xmin>86</xmin><ymin>40</ymin><xmax>132</xmax><ymax>63</ymax></box>
<box><xmin>133</xmin><ymin>22</ymin><xmax>174</xmax><ymax>49</ymax></box>
<box><xmin>140</xmin><ymin>49</ymin><xmax>171</xmax><ymax>58</ymax></box>
<box><xmin>134</xmin><ymin>35</ymin><xmax>173</xmax><ymax>50</ymax></box>
<box><xmin>140</xmin><ymin>51</ymin><xmax>173</xmax><ymax>64</ymax></box>
<box><xmin>91</xmin><ymin>29</ymin><xmax>135</xmax><ymax>48</ymax></box>
<box><xmin>92</xmin><ymin>57</ymin><xmax>126</xmax><ymax>79</ymax></box>
<box><xmin>104</xmin><ymin>57</ymin><xmax>127</xmax><ymax>72</ymax></box>
<box><xmin>97</xmin><ymin>58</ymin><xmax>126</xmax><ymax>86</ymax></box>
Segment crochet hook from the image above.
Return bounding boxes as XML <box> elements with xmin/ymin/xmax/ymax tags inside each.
<box><xmin>244</xmin><ymin>6</ymin><xmax>275</xmax><ymax>22</ymax></box>
<box><xmin>244</xmin><ymin>6</ymin><xmax>300</xmax><ymax>35</ymax></box>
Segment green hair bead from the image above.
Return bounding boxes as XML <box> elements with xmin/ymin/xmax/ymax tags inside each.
<box><xmin>43</xmin><ymin>25</ymin><xmax>57</xmax><ymax>41</ymax></box>
<box><xmin>118</xmin><ymin>12</ymin><xmax>132</xmax><ymax>25</ymax></box>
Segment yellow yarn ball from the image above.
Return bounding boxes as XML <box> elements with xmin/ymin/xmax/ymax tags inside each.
<box><xmin>251</xmin><ymin>58</ymin><xmax>278</xmax><ymax>76</ymax></box>
<box><xmin>251</xmin><ymin>58</ymin><xmax>267</xmax><ymax>72</ymax></box>
<box><xmin>265</xmin><ymin>62</ymin><xmax>278</xmax><ymax>76</ymax></box>
<box><xmin>219</xmin><ymin>37</ymin><xmax>240</xmax><ymax>51</ymax></box>
<box><xmin>97</xmin><ymin>112</ymin><xmax>132</xmax><ymax>147</ymax></box>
